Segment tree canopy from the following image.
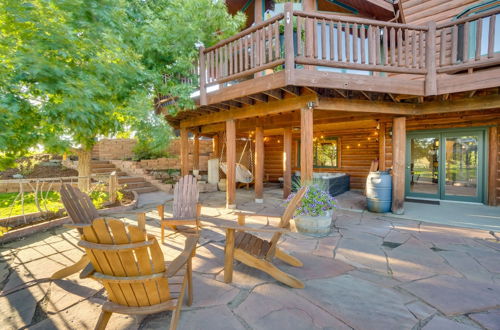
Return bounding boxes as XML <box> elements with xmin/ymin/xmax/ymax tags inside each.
<box><xmin>0</xmin><ymin>0</ymin><xmax>245</xmax><ymax>168</ymax></box>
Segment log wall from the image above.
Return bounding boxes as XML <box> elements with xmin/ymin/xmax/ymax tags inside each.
<box><xmin>261</xmin><ymin>108</ymin><xmax>500</xmax><ymax>204</ymax></box>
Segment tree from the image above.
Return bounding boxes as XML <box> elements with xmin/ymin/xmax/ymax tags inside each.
<box><xmin>0</xmin><ymin>0</ymin><xmax>244</xmax><ymax>190</ymax></box>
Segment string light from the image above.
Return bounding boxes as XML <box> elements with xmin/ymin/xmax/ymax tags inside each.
<box><xmin>357</xmin><ymin>143</ymin><xmax>361</xmax><ymax>147</ymax></box>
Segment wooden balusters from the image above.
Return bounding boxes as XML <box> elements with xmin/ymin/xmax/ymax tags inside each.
<box><xmin>361</xmin><ymin>26</ymin><xmax>366</xmax><ymax>64</ymax></box>
<box><xmin>475</xmin><ymin>18</ymin><xmax>482</xmax><ymax>61</ymax></box>
<box><xmin>389</xmin><ymin>27</ymin><xmax>395</xmax><ymax>66</ymax></box>
<box><xmin>411</xmin><ymin>30</ymin><xmax>417</xmax><ymax>68</ymax></box>
<box><xmin>314</xmin><ymin>17</ymin><xmax>318</xmax><ymax>58</ymax></box>
<box><xmin>329</xmin><ymin>20</ymin><xmax>334</xmax><ymax>60</ymax></box>
<box><xmin>419</xmin><ymin>30</ymin><xmax>425</xmax><ymax>69</ymax></box>
<box><xmin>397</xmin><ymin>28</ymin><xmax>403</xmax><ymax>67</ymax></box>
<box><xmin>451</xmin><ymin>24</ymin><xmax>458</xmax><ymax>64</ymax></box>
<box><xmin>199</xmin><ymin>47</ymin><xmax>207</xmax><ymax>106</ymax></box>
<box><xmin>346</xmin><ymin>23</ymin><xmax>351</xmax><ymax>62</ymax></box>
<box><xmin>297</xmin><ymin>16</ymin><xmax>303</xmax><ymax>56</ymax></box>
<box><xmin>439</xmin><ymin>28</ymin><xmax>446</xmax><ymax>67</ymax></box>
<box><xmin>488</xmin><ymin>15</ymin><xmax>496</xmax><ymax>58</ymax></box>
<box><xmin>274</xmin><ymin>21</ymin><xmax>281</xmax><ymax>60</ymax></box>
<box><xmin>463</xmin><ymin>21</ymin><xmax>470</xmax><ymax>63</ymax></box>
<box><xmin>353</xmin><ymin>24</ymin><xmax>359</xmax><ymax>63</ymax></box>
<box><xmin>382</xmin><ymin>26</ymin><xmax>388</xmax><ymax>66</ymax></box>
<box><xmin>337</xmin><ymin>21</ymin><xmax>342</xmax><ymax>61</ymax></box>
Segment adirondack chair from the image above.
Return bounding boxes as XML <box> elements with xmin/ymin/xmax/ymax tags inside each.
<box><xmin>70</xmin><ymin>218</ymin><xmax>197</xmax><ymax>330</ymax></box>
<box><xmin>220</xmin><ymin>186</ymin><xmax>308</xmax><ymax>289</ymax></box>
<box><xmin>159</xmin><ymin>175</ymin><xmax>201</xmax><ymax>242</ymax></box>
<box><xmin>51</xmin><ymin>184</ymin><xmax>147</xmax><ymax>280</ymax></box>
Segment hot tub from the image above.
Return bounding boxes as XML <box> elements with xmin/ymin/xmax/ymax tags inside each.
<box><xmin>292</xmin><ymin>172</ymin><xmax>350</xmax><ymax>197</ymax></box>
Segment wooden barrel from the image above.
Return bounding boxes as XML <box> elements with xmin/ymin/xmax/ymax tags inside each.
<box><xmin>366</xmin><ymin>171</ymin><xmax>392</xmax><ymax>213</ymax></box>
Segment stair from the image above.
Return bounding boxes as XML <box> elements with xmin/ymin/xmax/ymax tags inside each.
<box><xmin>91</xmin><ymin>161</ymin><xmax>158</xmax><ymax>194</ymax></box>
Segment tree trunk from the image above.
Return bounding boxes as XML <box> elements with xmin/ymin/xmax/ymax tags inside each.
<box><xmin>76</xmin><ymin>148</ymin><xmax>92</xmax><ymax>192</ymax></box>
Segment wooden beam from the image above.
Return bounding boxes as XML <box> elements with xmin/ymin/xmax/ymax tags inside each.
<box><xmin>378</xmin><ymin>122</ymin><xmax>386</xmax><ymax>171</ymax></box>
<box><xmin>488</xmin><ymin>125</ymin><xmax>498</xmax><ymax>206</ymax></box>
<box><xmin>255</xmin><ymin>126</ymin><xmax>264</xmax><ymax>203</ymax></box>
<box><xmin>283</xmin><ymin>127</ymin><xmax>292</xmax><ymax>199</ymax></box>
<box><xmin>226</xmin><ymin>120</ymin><xmax>236</xmax><ymax>209</ymax></box>
<box><xmin>248</xmin><ymin>93</ymin><xmax>268</xmax><ymax>103</ymax></box>
<box><xmin>292</xmin><ymin>69</ymin><xmax>425</xmax><ymax>96</ymax></box>
<box><xmin>316</xmin><ymin>97</ymin><xmax>417</xmax><ymax>115</ymax></box>
<box><xmin>263</xmin><ymin>89</ymin><xmax>283</xmax><ymax>100</ymax></box>
<box><xmin>193</xmin><ymin>132</ymin><xmax>200</xmax><ymax>171</ymax></box>
<box><xmin>437</xmin><ymin>67</ymin><xmax>500</xmax><ymax>95</ymax></box>
<box><xmin>281</xmin><ymin>86</ymin><xmax>301</xmax><ymax>97</ymax></box>
<box><xmin>234</xmin><ymin>97</ymin><xmax>254</xmax><ymax>106</ymax></box>
<box><xmin>418</xmin><ymin>94</ymin><xmax>500</xmax><ymax>114</ymax></box>
<box><xmin>300</xmin><ymin>107</ymin><xmax>314</xmax><ymax>185</ymax></box>
<box><xmin>180</xmin><ymin>128</ymin><xmax>189</xmax><ymax>176</ymax></box>
<box><xmin>391</xmin><ymin>117</ymin><xmax>406</xmax><ymax>215</ymax></box>
<box><xmin>181</xmin><ymin>93</ymin><xmax>317</xmax><ymax>128</ymax></box>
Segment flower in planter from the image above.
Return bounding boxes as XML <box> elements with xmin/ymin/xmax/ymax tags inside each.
<box><xmin>284</xmin><ymin>184</ymin><xmax>337</xmax><ymax>217</ymax></box>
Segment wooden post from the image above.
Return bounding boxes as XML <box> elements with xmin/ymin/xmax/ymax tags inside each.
<box><xmin>425</xmin><ymin>22</ymin><xmax>437</xmax><ymax>96</ymax></box>
<box><xmin>212</xmin><ymin>134</ymin><xmax>220</xmax><ymax>159</ymax></box>
<box><xmin>109</xmin><ymin>171</ymin><xmax>118</xmax><ymax>203</ymax></box>
<box><xmin>255</xmin><ymin>126</ymin><xmax>264</xmax><ymax>203</ymax></box>
<box><xmin>199</xmin><ymin>47</ymin><xmax>207</xmax><ymax>106</ymax></box>
<box><xmin>254</xmin><ymin>0</ymin><xmax>263</xmax><ymax>23</ymax></box>
<box><xmin>391</xmin><ymin>117</ymin><xmax>406</xmax><ymax>214</ymax></box>
<box><xmin>284</xmin><ymin>2</ymin><xmax>295</xmax><ymax>83</ymax></box>
<box><xmin>303</xmin><ymin>0</ymin><xmax>315</xmax><ymax>70</ymax></box>
<box><xmin>300</xmin><ymin>107</ymin><xmax>314</xmax><ymax>185</ymax></box>
<box><xmin>180</xmin><ymin>128</ymin><xmax>189</xmax><ymax>176</ymax></box>
<box><xmin>224</xmin><ymin>228</ymin><xmax>235</xmax><ymax>283</ymax></box>
<box><xmin>488</xmin><ymin>125</ymin><xmax>498</xmax><ymax>206</ymax></box>
<box><xmin>378</xmin><ymin>122</ymin><xmax>386</xmax><ymax>171</ymax></box>
<box><xmin>193</xmin><ymin>131</ymin><xmax>200</xmax><ymax>171</ymax></box>
<box><xmin>76</xmin><ymin>148</ymin><xmax>92</xmax><ymax>192</ymax></box>
<box><xmin>283</xmin><ymin>127</ymin><xmax>292</xmax><ymax>198</ymax></box>
<box><xmin>226</xmin><ymin>119</ymin><xmax>236</xmax><ymax>208</ymax></box>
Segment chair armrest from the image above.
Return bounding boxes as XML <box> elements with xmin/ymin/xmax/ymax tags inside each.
<box><xmin>234</xmin><ymin>212</ymin><xmax>282</xmax><ymax>220</ymax></box>
<box><xmin>166</xmin><ymin>236</ymin><xmax>199</xmax><ymax>278</ymax></box>
<box><xmin>201</xmin><ymin>218</ymin><xmax>288</xmax><ymax>233</ymax></box>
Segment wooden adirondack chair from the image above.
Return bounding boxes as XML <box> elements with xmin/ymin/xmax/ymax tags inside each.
<box><xmin>159</xmin><ymin>175</ymin><xmax>201</xmax><ymax>242</ymax></box>
<box><xmin>51</xmin><ymin>184</ymin><xmax>147</xmax><ymax>280</ymax></box>
<box><xmin>220</xmin><ymin>186</ymin><xmax>308</xmax><ymax>289</ymax></box>
<box><xmin>71</xmin><ymin>218</ymin><xmax>197</xmax><ymax>330</ymax></box>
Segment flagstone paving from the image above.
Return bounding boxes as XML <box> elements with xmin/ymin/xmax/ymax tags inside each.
<box><xmin>0</xmin><ymin>188</ymin><xmax>499</xmax><ymax>329</ymax></box>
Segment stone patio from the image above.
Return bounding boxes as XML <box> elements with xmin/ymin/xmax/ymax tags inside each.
<box><xmin>0</xmin><ymin>188</ymin><xmax>499</xmax><ymax>330</ymax></box>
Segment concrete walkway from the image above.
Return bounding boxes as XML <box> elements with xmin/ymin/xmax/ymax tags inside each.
<box><xmin>0</xmin><ymin>189</ymin><xmax>499</xmax><ymax>329</ymax></box>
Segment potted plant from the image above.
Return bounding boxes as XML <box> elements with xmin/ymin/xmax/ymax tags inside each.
<box><xmin>284</xmin><ymin>183</ymin><xmax>337</xmax><ymax>237</ymax></box>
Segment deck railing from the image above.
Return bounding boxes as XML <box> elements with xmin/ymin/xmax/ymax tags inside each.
<box><xmin>198</xmin><ymin>4</ymin><xmax>500</xmax><ymax>104</ymax></box>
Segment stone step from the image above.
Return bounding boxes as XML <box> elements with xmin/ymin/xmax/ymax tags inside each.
<box><xmin>118</xmin><ymin>176</ymin><xmax>146</xmax><ymax>184</ymax></box>
<box><xmin>91</xmin><ymin>160</ymin><xmax>111</xmax><ymax>165</ymax></box>
<box><xmin>121</xmin><ymin>181</ymin><xmax>153</xmax><ymax>189</ymax></box>
<box><xmin>91</xmin><ymin>163</ymin><xmax>115</xmax><ymax>169</ymax></box>
<box><xmin>93</xmin><ymin>171</ymin><xmax>127</xmax><ymax>176</ymax></box>
<box><xmin>92</xmin><ymin>167</ymin><xmax>119</xmax><ymax>173</ymax></box>
<box><xmin>124</xmin><ymin>186</ymin><xmax>158</xmax><ymax>194</ymax></box>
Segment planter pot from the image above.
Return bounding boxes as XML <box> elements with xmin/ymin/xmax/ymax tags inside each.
<box><xmin>294</xmin><ymin>210</ymin><xmax>333</xmax><ymax>237</ymax></box>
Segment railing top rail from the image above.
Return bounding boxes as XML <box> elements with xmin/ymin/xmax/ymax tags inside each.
<box><xmin>204</xmin><ymin>13</ymin><xmax>284</xmax><ymax>53</ymax></box>
<box><xmin>437</xmin><ymin>7</ymin><xmax>500</xmax><ymax>29</ymax></box>
<box><xmin>293</xmin><ymin>10</ymin><xmax>429</xmax><ymax>31</ymax></box>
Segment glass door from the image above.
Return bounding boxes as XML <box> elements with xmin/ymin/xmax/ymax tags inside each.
<box><xmin>406</xmin><ymin>129</ymin><xmax>485</xmax><ymax>203</ymax></box>
<box><xmin>406</xmin><ymin>135</ymin><xmax>441</xmax><ymax>199</ymax></box>
<box><xmin>442</xmin><ymin>132</ymin><xmax>483</xmax><ymax>202</ymax></box>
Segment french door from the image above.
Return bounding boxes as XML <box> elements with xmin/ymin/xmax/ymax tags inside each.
<box><xmin>406</xmin><ymin>129</ymin><xmax>485</xmax><ymax>203</ymax></box>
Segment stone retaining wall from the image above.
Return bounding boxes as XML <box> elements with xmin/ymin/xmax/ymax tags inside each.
<box><xmin>92</xmin><ymin>138</ymin><xmax>213</xmax><ymax>161</ymax></box>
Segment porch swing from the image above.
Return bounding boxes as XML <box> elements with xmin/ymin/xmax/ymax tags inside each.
<box><xmin>218</xmin><ymin>133</ymin><xmax>254</xmax><ymax>184</ymax></box>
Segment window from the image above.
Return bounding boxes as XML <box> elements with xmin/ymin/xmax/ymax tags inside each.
<box><xmin>314</xmin><ymin>137</ymin><xmax>339</xmax><ymax>168</ymax></box>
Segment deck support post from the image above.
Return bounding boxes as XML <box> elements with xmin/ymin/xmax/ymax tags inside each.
<box><xmin>226</xmin><ymin>119</ymin><xmax>236</xmax><ymax>209</ymax></box>
<box><xmin>300</xmin><ymin>107</ymin><xmax>314</xmax><ymax>185</ymax></box>
<box><xmin>488</xmin><ymin>125</ymin><xmax>498</xmax><ymax>206</ymax></box>
<box><xmin>193</xmin><ymin>131</ymin><xmax>200</xmax><ymax>172</ymax></box>
<box><xmin>283</xmin><ymin>127</ymin><xmax>292</xmax><ymax>198</ymax></box>
<box><xmin>180</xmin><ymin>128</ymin><xmax>189</xmax><ymax>176</ymax></box>
<box><xmin>255</xmin><ymin>126</ymin><xmax>264</xmax><ymax>203</ymax></box>
<box><xmin>199</xmin><ymin>47</ymin><xmax>207</xmax><ymax>106</ymax></box>
<box><xmin>212</xmin><ymin>134</ymin><xmax>219</xmax><ymax>159</ymax></box>
<box><xmin>378</xmin><ymin>122</ymin><xmax>386</xmax><ymax>171</ymax></box>
<box><xmin>391</xmin><ymin>117</ymin><xmax>406</xmax><ymax>214</ymax></box>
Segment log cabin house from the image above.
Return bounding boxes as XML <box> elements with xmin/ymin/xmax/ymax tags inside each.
<box><xmin>159</xmin><ymin>0</ymin><xmax>500</xmax><ymax>213</ymax></box>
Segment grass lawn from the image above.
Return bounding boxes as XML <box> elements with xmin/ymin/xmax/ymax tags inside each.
<box><xmin>0</xmin><ymin>190</ymin><xmax>110</xmax><ymax>219</ymax></box>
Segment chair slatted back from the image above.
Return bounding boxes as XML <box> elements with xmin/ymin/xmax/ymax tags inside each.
<box><xmin>173</xmin><ymin>175</ymin><xmax>199</xmax><ymax>219</ymax></box>
<box><xmin>60</xmin><ymin>184</ymin><xmax>99</xmax><ymax>224</ymax></box>
<box><xmin>265</xmin><ymin>186</ymin><xmax>307</xmax><ymax>260</ymax></box>
<box><xmin>79</xmin><ymin>218</ymin><xmax>170</xmax><ymax>307</ymax></box>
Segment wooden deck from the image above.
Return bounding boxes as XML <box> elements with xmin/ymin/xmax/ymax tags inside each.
<box><xmin>162</xmin><ymin>6</ymin><xmax>500</xmax><ymax>127</ymax></box>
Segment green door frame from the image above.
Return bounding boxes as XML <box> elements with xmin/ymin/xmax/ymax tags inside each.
<box><xmin>406</xmin><ymin>128</ymin><xmax>487</xmax><ymax>203</ymax></box>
